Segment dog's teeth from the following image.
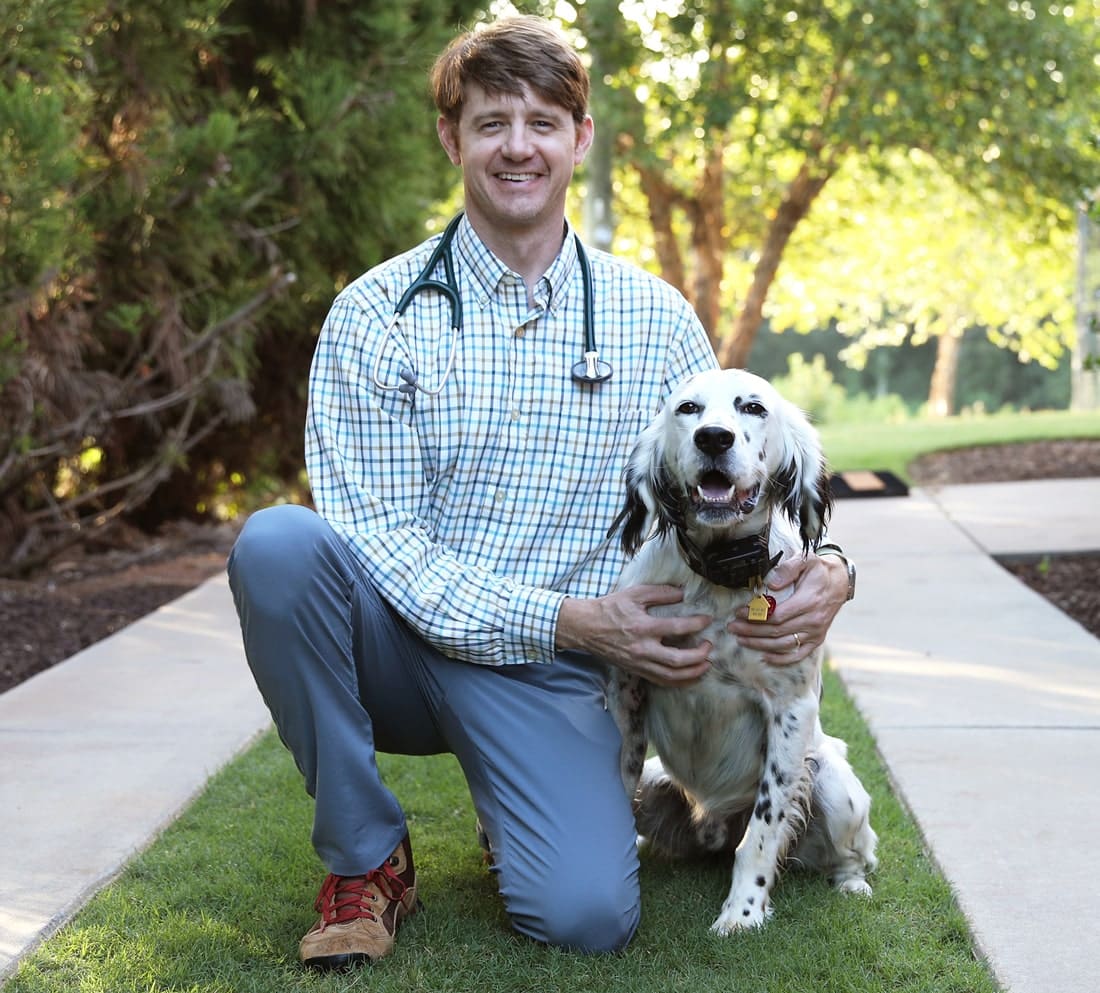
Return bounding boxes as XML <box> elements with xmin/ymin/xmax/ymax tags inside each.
<box><xmin>696</xmin><ymin>483</ymin><xmax>735</xmax><ymax>504</ymax></box>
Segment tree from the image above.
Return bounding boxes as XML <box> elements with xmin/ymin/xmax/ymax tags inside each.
<box><xmin>0</xmin><ymin>0</ymin><xmax>479</xmax><ymax>575</ymax></box>
<box><xmin>570</xmin><ymin>0</ymin><xmax>1100</xmax><ymax>382</ymax></box>
<box><xmin>761</xmin><ymin>150</ymin><xmax>1077</xmax><ymax>415</ymax></box>
<box><xmin>1074</xmin><ymin>204</ymin><xmax>1100</xmax><ymax>410</ymax></box>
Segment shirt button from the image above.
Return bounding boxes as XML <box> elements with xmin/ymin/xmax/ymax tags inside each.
<box><xmin>514</xmin><ymin>326</ymin><xmax>526</xmax><ymax>338</ymax></box>
<box><xmin>511</xmin><ymin>409</ymin><xmax>521</xmax><ymax>421</ymax></box>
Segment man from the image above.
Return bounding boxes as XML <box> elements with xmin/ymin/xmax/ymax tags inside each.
<box><xmin>228</xmin><ymin>14</ymin><xmax>851</xmax><ymax>970</ymax></box>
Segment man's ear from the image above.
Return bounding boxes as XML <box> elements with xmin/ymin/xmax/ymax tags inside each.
<box><xmin>574</xmin><ymin>115</ymin><xmax>594</xmax><ymax>166</ymax></box>
<box><xmin>438</xmin><ymin>116</ymin><xmax>462</xmax><ymax>165</ymax></box>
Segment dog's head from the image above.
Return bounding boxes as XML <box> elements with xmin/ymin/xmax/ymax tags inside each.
<box><xmin>618</xmin><ymin>368</ymin><xmax>832</xmax><ymax>556</ymax></box>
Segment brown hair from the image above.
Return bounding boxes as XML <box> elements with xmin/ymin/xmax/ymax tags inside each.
<box><xmin>431</xmin><ymin>15</ymin><xmax>590</xmax><ymax>126</ymax></box>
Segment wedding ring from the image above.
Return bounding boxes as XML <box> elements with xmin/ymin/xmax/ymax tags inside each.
<box><xmin>793</xmin><ymin>632</ymin><xmax>802</xmax><ymax>650</ymax></box>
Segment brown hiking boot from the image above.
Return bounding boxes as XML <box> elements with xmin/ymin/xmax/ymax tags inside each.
<box><xmin>299</xmin><ymin>833</ymin><xmax>419</xmax><ymax>971</ymax></box>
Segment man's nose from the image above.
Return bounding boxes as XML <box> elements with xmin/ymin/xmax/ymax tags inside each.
<box><xmin>503</xmin><ymin>125</ymin><xmax>534</xmax><ymax>158</ymax></box>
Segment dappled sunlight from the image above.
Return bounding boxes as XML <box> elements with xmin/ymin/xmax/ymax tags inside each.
<box><xmin>834</xmin><ymin>640</ymin><xmax>1100</xmax><ymax>713</ymax></box>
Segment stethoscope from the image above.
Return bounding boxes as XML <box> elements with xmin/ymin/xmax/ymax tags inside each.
<box><xmin>371</xmin><ymin>212</ymin><xmax>612</xmax><ymax>397</ymax></box>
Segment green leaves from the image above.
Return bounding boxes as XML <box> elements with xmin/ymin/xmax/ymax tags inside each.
<box><xmin>569</xmin><ymin>0</ymin><xmax>1098</xmax><ymax>376</ymax></box>
<box><xmin>0</xmin><ymin>0</ymin><xmax>483</xmax><ymax>572</ymax></box>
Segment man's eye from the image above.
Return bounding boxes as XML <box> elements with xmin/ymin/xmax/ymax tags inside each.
<box><xmin>676</xmin><ymin>401</ymin><xmax>701</xmax><ymax>415</ymax></box>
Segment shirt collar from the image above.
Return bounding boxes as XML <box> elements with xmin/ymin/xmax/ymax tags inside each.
<box><xmin>452</xmin><ymin>214</ymin><xmax>584</xmax><ymax>313</ymax></box>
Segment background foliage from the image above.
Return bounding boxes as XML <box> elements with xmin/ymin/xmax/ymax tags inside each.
<box><xmin>0</xmin><ymin>0</ymin><xmax>479</xmax><ymax>575</ymax></box>
<box><xmin>2</xmin><ymin>0</ymin><xmax>1097</xmax><ymax>574</ymax></box>
<box><xmin>567</xmin><ymin>0</ymin><xmax>1099</xmax><ymax>410</ymax></box>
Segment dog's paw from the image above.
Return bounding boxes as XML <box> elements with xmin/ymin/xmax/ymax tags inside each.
<box><xmin>710</xmin><ymin>897</ymin><xmax>773</xmax><ymax>935</ymax></box>
<box><xmin>835</xmin><ymin>876</ymin><xmax>873</xmax><ymax>897</ymax></box>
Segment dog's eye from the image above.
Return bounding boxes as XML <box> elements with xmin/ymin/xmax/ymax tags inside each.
<box><xmin>741</xmin><ymin>401</ymin><xmax>766</xmax><ymax>417</ymax></box>
<box><xmin>676</xmin><ymin>401</ymin><xmax>702</xmax><ymax>416</ymax></box>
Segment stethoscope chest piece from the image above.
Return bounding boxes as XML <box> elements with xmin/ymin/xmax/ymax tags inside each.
<box><xmin>572</xmin><ymin>351</ymin><xmax>613</xmax><ymax>384</ymax></box>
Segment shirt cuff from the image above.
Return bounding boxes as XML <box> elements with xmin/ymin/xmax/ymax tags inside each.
<box><xmin>503</xmin><ymin>585</ymin><xmax>568</xmax><ymax>665</ymax></box>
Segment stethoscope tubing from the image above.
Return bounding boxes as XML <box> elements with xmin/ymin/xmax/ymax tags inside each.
<box><xmin>371</xmin><ymin>212</ymin><xmax>609</xmax><ymax>396</ymax></box>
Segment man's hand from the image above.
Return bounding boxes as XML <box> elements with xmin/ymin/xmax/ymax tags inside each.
<box><xmin>726</xmin><ymin>552</ymin><xmax>848</xmax><ymax>665</ymax></box>
<box><xmin>556</xmin><ymin>585</ymin><xmax>713</xmax><ymax>686</ymax></box>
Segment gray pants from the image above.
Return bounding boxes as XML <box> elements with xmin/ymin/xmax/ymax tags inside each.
<box><xmin>227</xmin><ymin>505</ymin><xmax>640</xmax><ymax>952</ymax></box>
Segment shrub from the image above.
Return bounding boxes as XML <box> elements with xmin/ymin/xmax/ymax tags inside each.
<box><xmin>0</xmin><ymin>0</ymin><xmax>479</xmax><ymax>576</ymax></box>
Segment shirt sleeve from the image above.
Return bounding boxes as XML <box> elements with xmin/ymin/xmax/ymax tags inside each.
<box><xmin>305</xmin><ymin>291</ymin><xmax>566</xmax><ymax>667</ymax></box>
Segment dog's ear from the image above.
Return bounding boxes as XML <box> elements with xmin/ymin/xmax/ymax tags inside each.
<box><xmin>772</xmin><ymin>399</ymin><xmax>833</xmax><ymax>553</ymax></box>
<box><xmin>613</xmin><ymin>416</ymin><xmax>677</xmax><ymax>557</ymax></box>
<box><xmin>616</xmin><ymin>468</ymin><xmax>652</xmax><ymax>557</ymax></box>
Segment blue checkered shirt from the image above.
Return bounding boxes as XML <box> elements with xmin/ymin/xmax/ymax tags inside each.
<box><xmin>306</xmin><ymin>215</ymin><xmax>718</xmax><ymax>666</ymax></box>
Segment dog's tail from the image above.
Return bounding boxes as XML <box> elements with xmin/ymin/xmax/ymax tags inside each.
<box><xmin>634</xmin><ymin>778</ymin><xmax>752</xmax><ymax>858</ymax></box>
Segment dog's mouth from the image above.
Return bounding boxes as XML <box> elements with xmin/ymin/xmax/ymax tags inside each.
<box><xmin>693</xmin><ymin>471</ymin><xmax>760</xmax><ymax>515</ymax></box>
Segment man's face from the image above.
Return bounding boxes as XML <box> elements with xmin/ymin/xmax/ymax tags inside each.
<box><xmin>437</xmin><ymin>83</ymin><xmax>593</xmax><ymax>238</ymax></box>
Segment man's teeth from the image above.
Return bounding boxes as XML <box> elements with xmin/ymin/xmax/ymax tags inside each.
<box><xmin>499</xmin><ymin>173</ymin><xmax>537</xmax><ymax>181</ymax></box>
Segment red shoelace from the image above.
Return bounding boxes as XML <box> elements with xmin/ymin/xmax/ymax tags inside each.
<box><xmin>314</xmin><ymin>862</ymin><xmax>408</xmax><ymax>928</ymax></box>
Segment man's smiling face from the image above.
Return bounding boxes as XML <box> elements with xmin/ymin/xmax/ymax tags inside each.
<box><xmin>437</xmin><ymin>82</ymin><xmax>592</xmax><ymax>239</ymax></box>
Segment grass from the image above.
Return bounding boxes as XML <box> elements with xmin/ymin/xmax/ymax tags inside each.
<box><xmin>12</xmin><ymin>408</ymin><xmax>1096</xmax><ymax>992</ymax></box>
<box><xmin>819</xmin><ymin>406</ymin><xmax>1100</xmax><ymax>480</ymax></box>
<box><xmin>6</xmin><ymin>667</ymin><xmax>996</xmax><ymax>993</ymax></box>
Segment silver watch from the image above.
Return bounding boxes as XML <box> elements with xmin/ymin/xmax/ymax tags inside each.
<box><xmin>817</xmin><ymin>543</ymin><xmax>856</xmax><ymax>601</ymax></box>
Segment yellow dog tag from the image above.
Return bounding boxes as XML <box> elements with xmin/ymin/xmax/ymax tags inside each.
<box><xmin>747</xmin><ymin>593</ymin><xmax>776</xmax><ymax>622</ymax></box>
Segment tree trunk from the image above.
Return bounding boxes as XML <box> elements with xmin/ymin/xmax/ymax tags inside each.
<box><xmin>718</xmin><ymin>164</ymin><xmax>830</xmax><ymax>369</ymax></box>
<box><xmin>687</xmin><ymin>146</ymin><xmax>726</xmax><ymax>340</ymax></box>
<box><xmin>583</xmin><ymin>37</ymin><xmax>616</xmax><ymax>252</ymax></box>
<box><xmin>927</xmin><ymin>328</ymin><xmax>963</xmax><ymax>418</ymax></box>
<box><xmin>633</xmin><ymin>162</ymin><xmax>689</xmax><ymax>298</ymax></box>
<box><xmin>1072</xmin><ymin>206</ymin><xmax>1100</xmax><ymax>411</ymax></box>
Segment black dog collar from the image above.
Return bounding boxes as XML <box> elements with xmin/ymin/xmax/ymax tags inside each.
<box><xmin>676</xmin><ymin>529</ymin><xmax>783</xmax><ymax>591</ymax></box>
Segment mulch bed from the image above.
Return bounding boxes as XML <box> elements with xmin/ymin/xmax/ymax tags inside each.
<box><xmin>1</xmin><ymin>439</ymin><xmax>1098</xmax><ymax>696</ymax></box>
<box><xmin>908</xmin><ymin>438</ymin><xmax>1100</xmax><ymax>485</ymax></box>
<box><xmin>0</xmin><ymin>521</ymin><xmax>239</xmax><ymax>694</ymax></box>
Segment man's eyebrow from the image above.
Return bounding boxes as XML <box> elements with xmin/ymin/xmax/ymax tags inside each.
<box><xmin>469</xmin><ymin>103</ymin><xmax>569</xmax><ymax>126</ymax></box>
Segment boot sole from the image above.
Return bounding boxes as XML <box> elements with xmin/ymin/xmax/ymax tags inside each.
<box><xmin>301</xmin><ymin>899</ymin><xmax>424</xmax><ymax>971</ymax></box>
<box><xmin>303</xmin><ymin>951</ymin><xmax>374</xmax><ymax>972</ymax></box>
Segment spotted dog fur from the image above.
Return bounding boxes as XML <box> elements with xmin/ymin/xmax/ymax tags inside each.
<box><xmin>606</xmin><ymin>368</ymin><xmax>877</xmax><ymax>934</ymax></box>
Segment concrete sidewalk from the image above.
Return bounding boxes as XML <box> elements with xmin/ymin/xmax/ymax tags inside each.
<box><xmin>0</xmin><ymin>577</ymin><xmax>270</xmax><ymax>980</ymax></box>
<box><xmin>1</xmin><ymin>478</ymin><xmax>1098</xmax><ymax>989</ymax></box>
<box><xmin>828</xmin><ymin>478</ymin><xmax>1100</xmax><ymax>993</ymax></box>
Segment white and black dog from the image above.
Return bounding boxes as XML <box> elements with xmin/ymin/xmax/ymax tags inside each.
<box><xmin>606</xmin><ymin>368</ymin><xmax>877</xmax><ymax>934</ymax></box>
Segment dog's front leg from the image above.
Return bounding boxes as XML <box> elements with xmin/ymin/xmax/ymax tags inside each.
<box><xmin>606</xmin><ymin>671</ymin><xmax>649</xmax><ymax>800</ymax></box>
<box><xmin>711</xmin><ymin>692</ymin><xmax>817</xmax><ymax>934</ymax></box>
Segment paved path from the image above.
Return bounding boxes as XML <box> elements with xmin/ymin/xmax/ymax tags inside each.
<box><xmin>828</xmin><ymin>478</ymin><xmax>1100</xmax><ymax>993</ymax></box>
<box><xmin>1</xmin><ymin>478</ymin><xmax>1098</xmax><ymax>989</ymax></box>
<box><xmin>0</xmin><ymin>578</ymin><xmax>270</xmax><ymax>980</ymax></box>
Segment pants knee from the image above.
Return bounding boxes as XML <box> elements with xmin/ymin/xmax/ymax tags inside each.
<box><xmin>540</xmin><ymin>896</ymin><xmax>639</xmax><ymax>954</ymax></box>
<box><xmin>228</xmin><ymin>504</ymin><xmax>333</xmax><ymax>614</ymax></box>
<box><xmin>507</xmin><ymin>852</ymin><xmax>640</xmax><ymax>954</ymax></box>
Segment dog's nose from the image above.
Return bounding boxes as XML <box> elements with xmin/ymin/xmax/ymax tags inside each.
<box><xmin>694</xmin><ymin>426</ymin><xmax>734</xmax><ymax>455</ymax></box>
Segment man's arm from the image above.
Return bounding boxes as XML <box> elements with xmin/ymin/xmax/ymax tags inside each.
<box><xmin>307</xmin><ymin>293</ymin><xmax>565</xmax><ymax>667</ymax></box>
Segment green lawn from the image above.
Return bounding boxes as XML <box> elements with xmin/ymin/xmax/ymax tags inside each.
<box><xmin>12</xmin><ymin>409</ymin><xmax>1095</xmax><ymax>992</ymax></box>
<box><xmin>5</xmin><ymin>669</ymin><xmax>996</xmax><ymax>993</ymax></box>
<box><xmin>820</xmin><ymin>406</ymin><xmax>1100</xmax><ymax>480</ymax></box>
